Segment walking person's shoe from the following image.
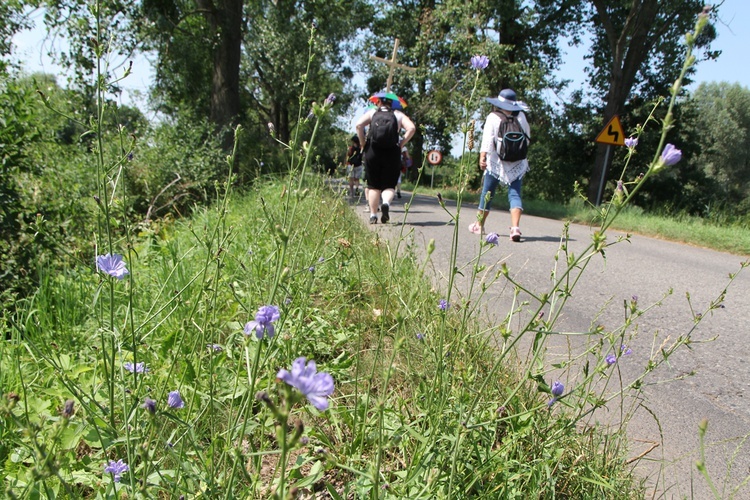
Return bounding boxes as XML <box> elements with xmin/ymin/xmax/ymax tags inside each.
<box><xmin>468</xmin><ymin>222</ymin><xmax>483</xmax><ymax>235</ymax></box>
<box><xmin>397</xmin><ymin>190</ymin><xmax>402</xmax><ymax>198</ymax></box>
<box><xmin>369</xmin><ymin>215</ymin><xmax>378</xmax><ymax>224</ymax></box>
<box><xmin>380</xmin><ymin>203</ymin><xmax>390</xmax><ymax>224</ymax></box>
<box><xmin>510</xmin><ymin>227</ymin><xmax>522</xmax><ymax>242</ymax></box>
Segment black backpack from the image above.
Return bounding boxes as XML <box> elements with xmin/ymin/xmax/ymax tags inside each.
<box><xmin>348</xmin><ymin>149</ymin><xmax>363</xmax><ymax>166</ymax></box>
<box><xmin>368</xmin><ymin>108</ymin><xmax>399</xmax><ymax>148</ymax></box>
<box><xmin>494</xmin><ymin>111</ymin><xmax>529</xmax><ymax>162</ymax></box>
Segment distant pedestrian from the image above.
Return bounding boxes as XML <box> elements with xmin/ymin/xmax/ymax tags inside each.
<box><xmin>397</xmin><ymin>147</ymin><xmax>412</xmax><ymax>199</ymax></box>
<box><xmin>355</xmin><ymin>92</ymin><xmax>416</xmax><ymax>224</ymax></box>
<box><xmin>346</xmin><ymin>136</ymin><xmax>363</xmax><ymax>199</ymax></box>
<box><xmin>470</xmin><ymin>88</ymin><xmax>530</xmax><ymax>241</ymax></box>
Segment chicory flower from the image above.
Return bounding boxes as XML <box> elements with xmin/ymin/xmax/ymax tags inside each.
<box><xmin>96</xmin><ymin>254</ymin><xmax>129</xmax><ymax>279</ymax></box>
<box><xmin>470</xmin><ymin>55</ymin><xmax>489</xmax><ymax>70</ymax></box>
<box><xmin>277</xmin><ymin>357</ymin><xmax>335</xmax><ymax>411</ymax></box>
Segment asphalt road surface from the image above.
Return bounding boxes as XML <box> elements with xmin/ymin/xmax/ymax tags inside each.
<box><xmin>355</xmin><ymin>191</ymin><xmax>750</xmax><ymax>499</ymax></box>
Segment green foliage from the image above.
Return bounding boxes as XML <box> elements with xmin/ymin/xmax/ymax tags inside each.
<box><xmin>683</xmin><ymin>82</ymin><xmax>750</xmax><ymax>209</ymax></box>
<box><xmin>0</xmin><ymin>178</ymin><xmax>656</xmax><ymax>498</ymax></box>
<box><xmin>128</xmin><ymin>113</ymin><xmax>227</xmax><ymax>219</ymax></box>
<box><xmin>0</xmin><ymin>77</ymin><xmax>47</xmax><ymax>300</ymax></box>
<box><xmin>0</xmin><ymin>0</ymin><xmax>29</xmax><ymax>74</ymax></box>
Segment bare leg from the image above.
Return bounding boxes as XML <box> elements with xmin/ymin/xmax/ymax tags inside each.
<box><xmin>510</xmin><ymin>208</ymin><xmax>521</xmax><ymax>227</ymax></box>
<box><xmin>381</xmin><ymin>188</ymin><xmax>396</xmax><ymax>207</ymax></box>
<box><xmin>368</xmin><ymin>188</ymin><xmax>381</xmax><ymax>215</ymax></box>
<box><xmin>479</xmin><ymin>209</ymin><xmax>489</xmax><ymax>228</ymax></box>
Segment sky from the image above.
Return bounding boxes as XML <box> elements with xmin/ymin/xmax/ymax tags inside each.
<box><xmin>10</xmin><ymin>1</ymin><xmax>750</xmax><ymax>112</ymax></box>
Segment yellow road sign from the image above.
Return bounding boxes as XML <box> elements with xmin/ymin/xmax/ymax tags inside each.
<box><xmin>595</xmin><ymin>115</ymin><xmax>626</xmax><ymax>146</ymax></box>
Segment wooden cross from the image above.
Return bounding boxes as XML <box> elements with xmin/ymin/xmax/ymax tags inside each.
<box><xmin>369</xmin><ymin>38</ymin><xmax>417</xmax><ymax>92</ymax></box>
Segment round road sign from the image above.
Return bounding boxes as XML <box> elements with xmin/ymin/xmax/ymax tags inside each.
<box><xmin>427</xmin><ymin>150</ymin><xmax>443</xmax><ymax>165</ymax></box>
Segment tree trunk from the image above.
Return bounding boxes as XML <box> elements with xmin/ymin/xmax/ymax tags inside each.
<box><xmin>198</xmin><ymin>0</ymin><xmax>243</xmax><ymax>150</ymax></box>
<box><xmin>586</xmin><ymin>0</ymin><xmax>661</xmax><ymax>204</ymax></box>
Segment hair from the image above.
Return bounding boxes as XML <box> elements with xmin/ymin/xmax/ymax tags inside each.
<box><xmin>351</xmin><ymin>135</ymin><xmax>359</xmax><ymax>143</ymax></box>
<box><xmin>379</xmin><ymin>98</ymin><xmax>393</xmax><ymax>109</ymax></box>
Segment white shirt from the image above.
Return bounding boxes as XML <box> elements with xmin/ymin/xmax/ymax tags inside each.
<box><xmin>480</xmin><ymin>111</ymin><xmax>531</xmax><ymax>185</ymax></box>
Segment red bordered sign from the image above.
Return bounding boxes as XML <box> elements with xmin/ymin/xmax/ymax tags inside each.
<box><xmin>427</xmin><ymin>150</ymin><xmax>443</xmax><ymax>165</ymax></box>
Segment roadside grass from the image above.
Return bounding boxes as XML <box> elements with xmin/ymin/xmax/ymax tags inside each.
<box><xmin>402</xmin><ymin>182</ymin><xmax>750</xmax><ymax>256</ymax></box>
<box><xmin>1</xmin><ymin>175</ymin><xmax>651</xmax><ymax>498</ymax></box>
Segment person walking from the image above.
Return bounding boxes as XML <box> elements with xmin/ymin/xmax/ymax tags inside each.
<box><xmin>397</xmin><ymin>147</ymin><xmax>412</xmax><ymax>199</ymax></box>
<box><xmin>346</xmin><ymin>136</ymin><xmax>364</xmax><ymax>199</ymax></box>
<box><xmin>355</xmin><ymin>92</ymin><xmax>416</xmax><ymax>224</ymax></box>
<box><xmin>470</xmin><ymin>88</ymin><xmax>531</xmax><ymax>241</ymax></box>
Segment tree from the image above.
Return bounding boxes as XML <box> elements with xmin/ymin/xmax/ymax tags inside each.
<box><xmin>244</xmin><ymin>0</ymin><xmax>369</xmax><ymax>145</ymax></box>
<box><xmin>578</xmin><ymin>0</ymin><xmax>717</xmax><ymax>204</ymax></box>
<box><xmin>362</xmin><ymin>0</ymin><xmax>577</xmax><ymax>178</ymax></box>
<box><xmin>684</xmin><ymin>82</ymin><xmax>750</xmax><ymax>208</ymax></box>
<box><xmin>1</xmin><ymin>0</ymin><xmax>30</xmax><ymax>74</ymax></box>
<box><xmin>140</xmin><ymin>0</ymin><xmax>242</xmax><ymax>147</ymax></box>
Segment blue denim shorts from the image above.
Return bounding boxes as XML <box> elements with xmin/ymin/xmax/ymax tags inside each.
<box><xmin>478</xmin><ymin>173</ymin><xmax>523</xmax><ymax>211</ymax></box>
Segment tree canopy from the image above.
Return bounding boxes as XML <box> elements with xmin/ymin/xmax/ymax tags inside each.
<box><xmin>8</xmin><ymin>0</ymin><xmax>739</xmax><ymax>211</ymax></box>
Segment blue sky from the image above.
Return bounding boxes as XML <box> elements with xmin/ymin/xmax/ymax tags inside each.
<box><xmin>12</xmin><ymin>1</ymin><xmax>750</xmax><ymax>108</ymax></box>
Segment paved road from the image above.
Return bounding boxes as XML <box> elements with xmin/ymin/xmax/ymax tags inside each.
<box><xmin>355</xmin><ymin>192</ymin><xmax>750</xmax><ymax>499</ymax></box>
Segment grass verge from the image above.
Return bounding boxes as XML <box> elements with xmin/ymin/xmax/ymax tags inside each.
<box><xmin>1</xmin><ymin>178</ymin><xmax>646</xmax><ymax>498</ymax></box>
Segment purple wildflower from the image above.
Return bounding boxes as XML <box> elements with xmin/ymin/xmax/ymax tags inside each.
<box><xmin>62</xmin><ymin>399</ymin><xmax>75</xmax><ymax>418</ymax></box>
<box><xmin>123</xmin><ymin>361</ymin><xmax>148</xmax><ymax>374</ymax></box>
<box><xmin>104</xmin><ymin>459</ymin><xmax>129</xmax><ymax>482</ymax></box>
<box><xmin>660</xmin><ymin>143</ymin><xmax>682</xmax><ymax>166</ymax></box>
<box><xmin>416</xmin><ymin>333</ymin><xmax>425</xmax><ymax>341</ymax></box>
<box><xmin>624</xmin><ymin>137</ymin><xmax>638</xmax><ymax>148</ymax></box>
<box><xmin>206</xmin><ymin>343</ymin><xmax>223</xmax><ymax>352</ymax></box>
<box><xmin>470</xmin><ymin>55</ymin><xmax>490</xmax><ymax>70</ymax></box>
<box><xmin>309</xmin><ymin>266</ymin><xmax>315</xmax><ymax>273</ymax></box>
<box><xmin>551</xmin><ymin>381</ymin><xmax>564</xmax><ymax>397</ymax></box>
<box><xmin>96</xmin><ymin>254</ymin><xmax>129</xmax><ymax>280</ymax></box>
<box><xmin>244</xmin><ymin>305</ymin><xmax>281</xmax><ymax>339</ymax></box>
<box><xmin>485</xmin><ymin>232</ymin><xmax>500</xmax><ymax>246</ymax></box>
<box><xmin>318</xmin><ymin>256</ymin><xmax>325</xmax><ymax>263</ymax></box>
<box><xmin>324</xmin><ymin>93</ymin><xmax>336</xmax><ymax>106</ymax></box>
<box><xmin>142</xmin><ymin>397</ymin><xmax>156</xmax><ymax>414</ymax></box>
<box><xmin>548</xmin><ymin>380</ymin><xmax>564</xmax><ymax>407</ymax></box>
<box><xmin>277</xmin><ymin>357</ymin><xmax>335</xmax><ymax>411</ymax></box>
<box><xmin>606</xmin><ymin>353</ymin><xmax>617</xmax><ymax>365</ymax></box>
<box><xmin>438</xmin><ymin>299</ymin><xmax>449</xmax><ymax>311</ymax></box>
<box><xmin>620</xmin><ymin>344</ymin><xmax>633</xmax><ymax>356</ymax></box>
<box><xmin>167</xmin><ymin>390</ymin><xmax>184</xmax><ymax>409</ymax></box>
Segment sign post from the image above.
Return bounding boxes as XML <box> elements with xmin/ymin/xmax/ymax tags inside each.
<box><xmin>427</xmin><ymin>149</ymin><xmax>443</xmax><ymax>188</ymax></box>
<box><xmin>594</xmin><ymin>115</ymin><xmax>626</xmax><ymax>206</ymax></box>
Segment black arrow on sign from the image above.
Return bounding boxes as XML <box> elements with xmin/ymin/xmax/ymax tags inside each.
<box><xmin>607</xmin><ymin>124</ymin><xmax>619</xmax><ymax>143</ymax></box>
